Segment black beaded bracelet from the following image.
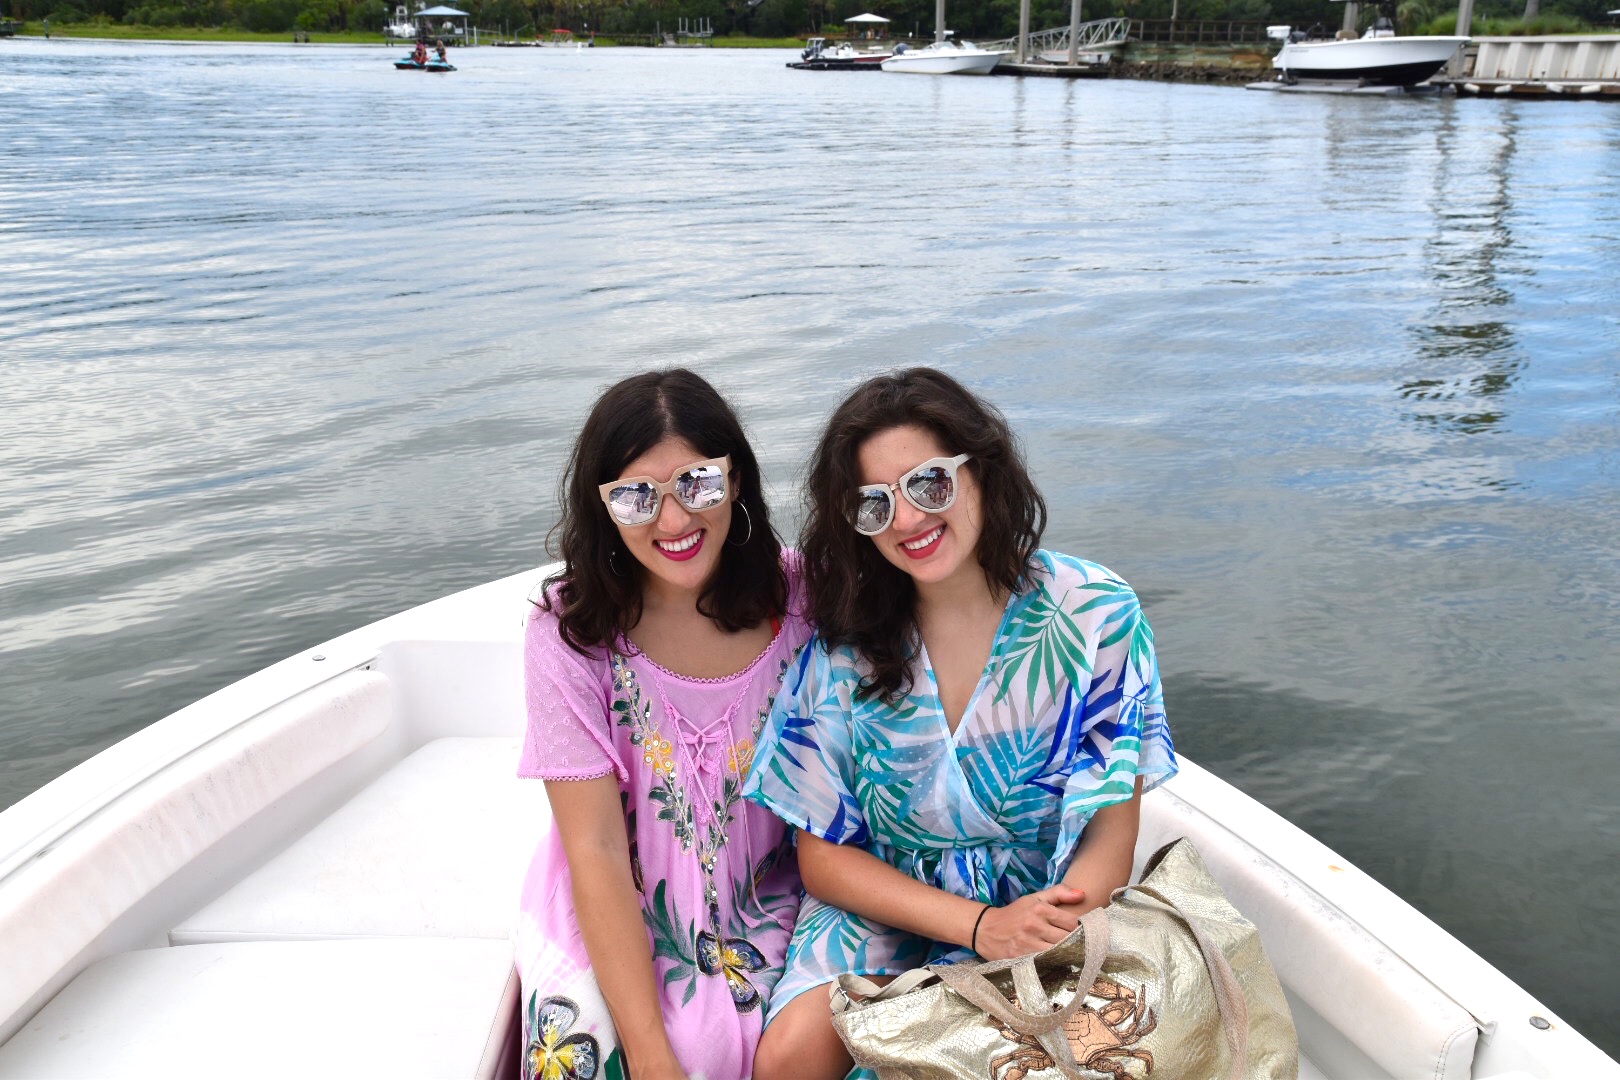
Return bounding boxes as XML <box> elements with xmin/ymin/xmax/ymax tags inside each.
<box><xmin>970</xmin><ymin>903</ymin><xmax>992</xmax><ymax>954</ymax></box>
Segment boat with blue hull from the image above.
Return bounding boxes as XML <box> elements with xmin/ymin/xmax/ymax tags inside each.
<box><xmin>395</xmin><ymin>54</ymin><xmax>457</xmax><ymax>71</ymax></box>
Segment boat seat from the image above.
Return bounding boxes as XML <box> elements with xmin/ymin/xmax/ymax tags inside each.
<box><xmin>172</xmin><ymin>736</ymin><xmax>549</xmax><ymax>944</ymax></box>
<box><xmin>1137</xmin><ymin>772</ymin><xmax>1478</xmax><ymax>1080</ymax></box>
<box><xmin>0</xmin><ymin>938</ymin><xmax>518</xmax><ymax>1079</ymax></box>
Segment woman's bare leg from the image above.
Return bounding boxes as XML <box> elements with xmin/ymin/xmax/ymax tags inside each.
<box><xmin>753</xmin><ymin>976</ymin><xmax>893</xmax><ymax>1080</ymax></box>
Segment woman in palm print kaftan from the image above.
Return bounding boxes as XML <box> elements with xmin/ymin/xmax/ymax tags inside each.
<box><xmin>742</xmin><ymin>368</ymin><xmax>1178</xmax><ymax>1080</ymax></box>
<box><xmin>744</xmin><ymin>549</ymin><xmax>1175</xmax><ymax>1010</ymax></box>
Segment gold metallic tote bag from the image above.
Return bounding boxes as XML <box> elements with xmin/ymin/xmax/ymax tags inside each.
<box><xmin>829</xmin><ymin>838</ymin><xmax>1298</xmax><ymax>1080</ymax></box>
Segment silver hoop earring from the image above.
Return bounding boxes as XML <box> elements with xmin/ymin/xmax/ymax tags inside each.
<box><xmin>609</xmin><ymin>549</ymin><xmax>627</xmax><ymax>577</ymax></box>
<box><xmin>728</xmin><ymin>500</ymin><xmax>754</xmax><ymax>547</ymax></box>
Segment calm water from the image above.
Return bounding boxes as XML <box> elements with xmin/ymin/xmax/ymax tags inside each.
<box><xmin>2</xmin><ymin>37</ymin><xmax>1618</xmax><ymax>1055</ymax></box>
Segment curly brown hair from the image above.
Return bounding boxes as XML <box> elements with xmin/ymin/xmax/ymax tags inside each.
<box><xmin>801</xmin><ymin>368</ymin><xmax>1046</xmax><ymax>701</ymax></box>
<box><xmin>541</xmin><ymin>368</ymin><xmax>786</xmax><ymax>657</ymax></box>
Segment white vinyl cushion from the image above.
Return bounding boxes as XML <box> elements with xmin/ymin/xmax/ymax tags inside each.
<box><xmin>0</xmin><ymin>938</ymin><xmax>517</xmax><ymax>1079</ymax></box>
<box><xmin>1137</xmin><ymin>781</ymin><xmax>1478</xmax><ymax>1080</ymax></box>
<box><xmin>0</xmin><ymin>670</ymin><xmax>395</xmax><ymax>1048</ymax></box>
<box><xmin>172</xmin><ymin>737</ymin><xmax>549</xmax><ymax>944</ymax></box>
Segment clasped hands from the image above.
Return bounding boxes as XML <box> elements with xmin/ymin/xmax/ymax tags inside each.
<box><xmin>971</xmin><ymin>885</ymin><xmax>1091</xmax><ymax>961</ymax></box>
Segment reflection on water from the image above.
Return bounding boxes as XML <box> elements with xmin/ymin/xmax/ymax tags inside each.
<box><xmin>1</xmin><ymin>40</ymin><xmax>1618</xmax><ymax>1056</ymax></box>
<box><xmin>1406</xmin><ymin>107</ymin><xmax>1523</xmax><ymax>443</ymax></box>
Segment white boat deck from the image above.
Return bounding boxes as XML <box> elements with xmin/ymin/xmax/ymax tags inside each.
<box><xmin>0</xmin><ymin>568</ymin><xmax>1614</xmax><ymax>1077</ymax></box>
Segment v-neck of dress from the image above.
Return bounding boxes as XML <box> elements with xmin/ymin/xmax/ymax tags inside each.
<box><xmin>917</xmin><ymin>592</ymin><xmax>1020</xmax><ymax>745</ymax></box>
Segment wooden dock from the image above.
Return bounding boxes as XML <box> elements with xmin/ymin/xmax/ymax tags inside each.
<box><xmin>1434</xmin><ymin>35</ymin><xmax>1620</xmax><ymax>98</ymax></box>
<box><xmin>993</xmin><ymin>60</ymin><xmax>1110</xmax><ymax>78</ymax></box>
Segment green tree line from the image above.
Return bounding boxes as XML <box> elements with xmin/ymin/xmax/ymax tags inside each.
<box><xmin>12</xmin><ymin>0</ymin><xmax>1613</xmax><ymax>41</ymax></box>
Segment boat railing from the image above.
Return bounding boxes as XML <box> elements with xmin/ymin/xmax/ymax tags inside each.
<box><xmin>980</xmin><ymin>17</ymin><xmax>1131</xmax><ymax>57</ymax></box>
<box><xmin>1128</xmin><ymin>18</ymin><xmax>1277</xmax><ymax>44</ymax></box>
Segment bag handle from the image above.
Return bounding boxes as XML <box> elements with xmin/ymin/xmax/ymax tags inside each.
<box><xmin>829</xmin><ymin>967</ymin><xmax>938</xmax><ymax>1016</ymax></box>
<box><xmin>928</xmin><ymin>908</ymin><xmax>1111</xmax><ymax>1078</ymax></box>
<box><xmin>939</xmin><ymin>886</ymin><xmax>1251</xmax><ymax>1080</ymax></box>
<box><xmin>1121</xmin><ymin>886</ymin><xmax>1251</xmax><ymax>1080</ymax></box>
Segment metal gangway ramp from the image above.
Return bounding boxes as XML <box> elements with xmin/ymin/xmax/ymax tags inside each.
<box><xmin>982</xmin><ymin>15</ymin><xmax>1130</xmax><ymax>65</ymax></box>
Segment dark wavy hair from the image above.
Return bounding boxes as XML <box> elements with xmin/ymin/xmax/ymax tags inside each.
<box><xmin>802</xmin><ymin>368</ymin><xmax>1046</xmax><ymax>702</ymax></box>
<box><xmin>541</xmin><ymin>368</ymin><xmax>787</xmax><ymax>657</ymax></box>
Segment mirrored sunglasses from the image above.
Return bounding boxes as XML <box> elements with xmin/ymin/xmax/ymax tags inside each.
<box><xmin>853</xmin><ymin>453</ymin><xmax>972</xmax><ymax>536</ymax></box>
<box><xmin>599</xmin><ymin>456</ymin><xmax>732</xmax><ymax>527</ymax></box>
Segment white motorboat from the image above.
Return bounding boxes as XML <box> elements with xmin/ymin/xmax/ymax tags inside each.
<box><xmin>0</xmin><ymin>566</ymin><xmax>1617</xmax><ymax>1077</ymax></box>
<box><xmin>788</xmin><ymin>37</ymin><xmax>892</xmax><ymax>70</ymax></box>
<box><xmin>881</xmin><ymin>37</ymin><xmax>1010</xmax><ymax>74</ymax></box>
<box><xmin>1269</xmin><ymin>22</ymin><xmax>1467</xmax><ymax>85</ymax></box>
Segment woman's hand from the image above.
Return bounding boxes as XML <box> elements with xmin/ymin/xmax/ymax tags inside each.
<box><xmin>973</xmin><ymin>885</ymin><xmax>1086</xmax><ymax>960</ymax></box>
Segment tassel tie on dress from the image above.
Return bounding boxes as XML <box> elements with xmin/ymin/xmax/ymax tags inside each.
<box><xmin>646</xmin><ymin>671</ymin><xmax>778</xmax><ymax>929</ymax></box>
<box><xmin>676</xmin><ymin>721</ymin><xmax>731</xmax><ymax>819</ymax></box>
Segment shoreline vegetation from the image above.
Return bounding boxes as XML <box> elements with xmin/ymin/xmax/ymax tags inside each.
<box><xmin>5</xmin><ymin>23</ymin><xmax>812</xmax><ymax>41</ymax></box>
<box><xmin>12</xmin><ymin>20</ymin><xmax>1615</xmax><ymax>41</ymax></box>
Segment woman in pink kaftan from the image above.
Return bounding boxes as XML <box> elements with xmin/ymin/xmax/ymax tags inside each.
<box><xmin>514</xmin><ymin>368</ymin><xmax>807</xmax><ymax>1080</ymax></box>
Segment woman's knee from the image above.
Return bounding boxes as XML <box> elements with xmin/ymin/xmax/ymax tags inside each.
<box><xmin>753</xmin><ymin>986</ymin><xmax>849</xmax><ymax>1080</ymax></box>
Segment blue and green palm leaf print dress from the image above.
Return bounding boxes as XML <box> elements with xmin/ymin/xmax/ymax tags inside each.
<box><xmin>741</xmin><ymin>550</ymin><xmax>1178</xmax><ymax>1020</ymax></box>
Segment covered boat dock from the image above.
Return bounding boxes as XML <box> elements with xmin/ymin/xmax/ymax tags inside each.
<box><xmin>413</xmin><ymin>4</ymin><xmax>476</xmax><ymax>44</ymax></box>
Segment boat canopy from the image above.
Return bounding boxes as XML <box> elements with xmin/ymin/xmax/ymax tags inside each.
<box><xmin>415</xmin><ymin>5</ymin><xmax>469</xmax><ymax>16</ymax></box>
<box><xmin>844</xmin><ymin>12</ymin><xmax>890</xmax><ymax>21</ymax></box>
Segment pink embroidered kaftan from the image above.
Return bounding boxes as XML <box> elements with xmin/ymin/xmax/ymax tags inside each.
<box><xmin>515</xmin><ymin>574</ymin><xmax>809</xmax><ymax>1080</ymax></box>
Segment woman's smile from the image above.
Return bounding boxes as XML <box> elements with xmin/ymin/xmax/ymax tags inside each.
<box><xmin>654</xmin><ymin>528</ymin><xmax>705</xmax><ymax>561</ymax></box>
<box><xmin>899</xmin><ymin>524</ymin><xmax>946</xmax><ymax>558</ymax></box>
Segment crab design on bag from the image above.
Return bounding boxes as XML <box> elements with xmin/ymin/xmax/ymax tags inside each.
<box><xmin>989</xmin><ymin>977</ymin><xmax>1158</xmax><ymax>1080</ymax></box>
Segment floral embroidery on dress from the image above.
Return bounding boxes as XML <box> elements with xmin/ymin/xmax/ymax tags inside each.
<box><xmin>642</xmin><ymin>734</ymin><xmax>675</xmax><ymax>776</ymax></box>
<box><xmin>613</xmin><ymin>652</ymin><xmax>800</xmax><ymax>1015</ymax></box>
<box><xmin>611</xmin><ymin>655</ymin><xmax>696</xmax><ymax>852</ymax></box>
<box><xmin>727</xmin><ymin>738</ymin><xmax>755</xmax><ymax>777</ymax></box>
<box><xmin>524</xmin><ymin>994</ymin><xmax>602</xmax><ymax>1080</ymax></box>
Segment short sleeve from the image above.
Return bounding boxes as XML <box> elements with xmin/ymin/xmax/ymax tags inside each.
<box><xmin>742</xmin><ymin>635</ymin><xmax>870</xmax><ymax>846</ymax></box>
<box><xmin>1047</xmin><ymin>580</ymin><xmax>1177</xmax><ymax>881</ymax></box>
<box><xmin>517</xmin><ymin>609</ymin><xmax>626</xmax><ymax>784</ymax></box>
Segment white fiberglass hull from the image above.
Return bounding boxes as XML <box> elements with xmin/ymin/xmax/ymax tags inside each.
<box><xmin>881</xmin><ymin>48</ymin><xmax>1007</xmax><ymax>74</ymax></box>
<box><xmin>1274</xmin><ymin>35</ymin><xmax>1467</xmax><ymax>84</ymax></box>
<box><xmin>0</xmin><ymin>565</ymin><xmax>1616</xmax><ymax>1077</ymax></box>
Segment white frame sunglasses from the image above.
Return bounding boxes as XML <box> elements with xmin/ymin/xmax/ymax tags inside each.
<box><xmin>853</xmin><ymin>453</ymin><xmax>972</xmax><ymax>536</ymax></box>
<box><xmin>599</xmin><ymin>455</ymin><xmax>733</xmax><ymax>527</ymax></box>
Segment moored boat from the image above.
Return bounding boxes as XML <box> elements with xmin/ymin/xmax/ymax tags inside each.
<box><xmin>1267</xmin><ymin>18</ymin><xmax>1467</xmax><ymax>86</ymax></box>
<box><xmin>787</xmin><ymin>36</ymin><xmax>891</xmax><ymax>70</ymax></box>
<box><xmin>0</xmin><ymin>566</ymin><xmax>1615</xmax><ymax>1077</ymax></box>
<box><xmin>1273</xmin><ymin>34</ymin><xmax>1467</xmax><ymax>84</ymax></box>
<box><xmin>880</xmin><ymin>37</ymin><xmax>1009</xmax><ymax>74</ymax></box>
